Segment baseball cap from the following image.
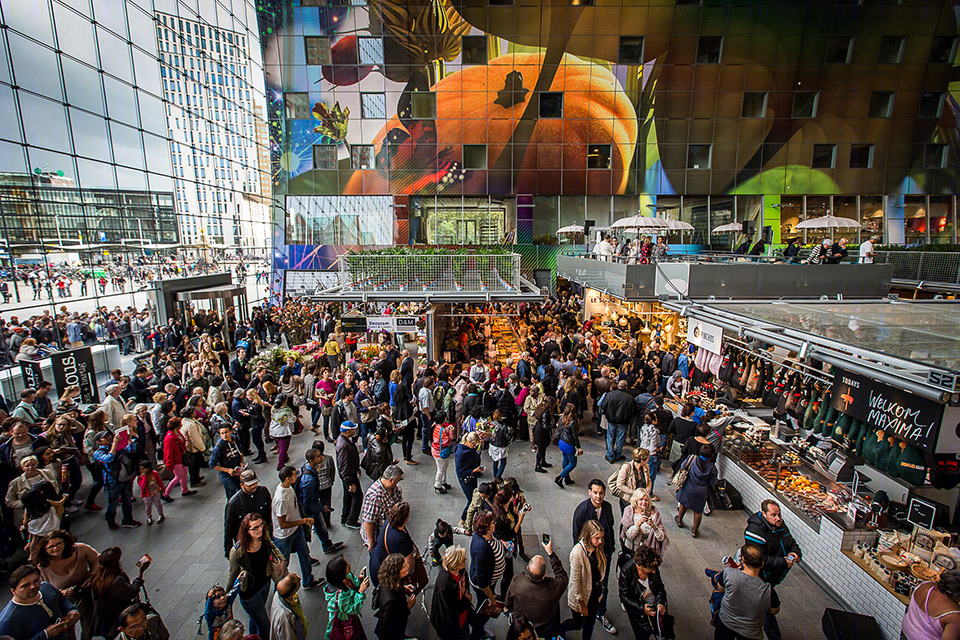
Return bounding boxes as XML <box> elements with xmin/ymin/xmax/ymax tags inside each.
<box><xmin>95</xmin><ymin>430</ymin><xmax>111</xmax><ymax>442</ymax></box>
<box><xmin>240</xmin><ymin>469</ymin><xmax>258</xmax><ymax>486</ymax></box>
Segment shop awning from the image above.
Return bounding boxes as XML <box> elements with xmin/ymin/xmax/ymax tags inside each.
<box><xmin>664</xmin><ymin>299</ymin><xmax>960</xmax><ymax>402</ymax></box>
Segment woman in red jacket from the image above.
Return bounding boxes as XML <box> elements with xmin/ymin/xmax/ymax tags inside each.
<box><xmin>162</xmin><ymin>417</ymin><xmax>195</xmax><ymax>498</ymax></box>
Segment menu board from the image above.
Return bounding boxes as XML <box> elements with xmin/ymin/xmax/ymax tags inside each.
<box><xmin>831</xmin><ymin>369</ymin><xmax>944</xmax><ymax>452</ymax></box>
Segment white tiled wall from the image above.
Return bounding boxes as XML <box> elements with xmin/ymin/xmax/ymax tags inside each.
<box><xmin>720</xmin><ymin>453</ymin><xmax>907</xmax><ymax>639</ymax></box>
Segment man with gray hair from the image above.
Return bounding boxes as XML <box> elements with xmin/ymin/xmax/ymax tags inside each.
<box><xmin>360</xmin><ymin>464</ymin><xmax>403</xmax><ymax>551</ymax></box>
<box><xmin>505</xmin><ymin>536</ymin><xmax>569</xmax><ymax>640</ymax></box>
<box><xmin>100</xmin><ymin>383</ymin><xmax>127</xmax><ymax>430</ymax></box>
<box><xmin>859</xmin><ymin>234</ymin><xmax>880</xmax><ymax>264</ymax></box>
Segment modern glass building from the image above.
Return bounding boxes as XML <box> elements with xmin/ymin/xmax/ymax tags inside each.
<box><xmin>257</xmin><ymin>0</ymin><xmax>959</xmax><ymax>292</ymax></box>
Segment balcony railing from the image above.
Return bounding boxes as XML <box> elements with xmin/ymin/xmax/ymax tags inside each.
<box><xmin>340</xmin><ymin>253</ymin><xmax>522</xmax><ymax>293</ymax></box>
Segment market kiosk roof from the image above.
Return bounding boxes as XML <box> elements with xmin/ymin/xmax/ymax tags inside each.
<box><xmin>665</xmin><ymin>299</ymin><xmax>960</xmax><ymax>403</ymax></box>
<box><xmin>308</xmin><ymin>275</ymin><xmax>546</xmax><ymax>304</ymax></box>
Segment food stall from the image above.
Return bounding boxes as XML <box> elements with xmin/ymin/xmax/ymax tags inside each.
<box><xmin>665</xmin><ymin>299</ymin><xmax>960</xmax><ymax>639</ymax></box>
<box><xmin>581</xmin><ymin>287</ymin><xmax>687</xmax><ymax>350</ymax></box>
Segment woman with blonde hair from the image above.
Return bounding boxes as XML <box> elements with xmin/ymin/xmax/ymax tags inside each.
<box><xmin>16</xmin><ymin>337</ymin><xmax>39</xmax><ymax>361</ymax></box>
<box><xmin>565</xmin><ymin>520</ymin><xmax>608</xmax><ymax>640</ymax></box>
<box><xmin>430</xmin><ymin>546</ymin><xmax>472</xmax><ymax>640</ymax></box>
<box><xmin>621</xmin><ymin>489</ymin><xmax>668</xmax><ymax>556</ymax></box>
<box><xmin>58</xmin><ymin>385</ymin><xmax>82</xmax><ymax>413</ymax></box>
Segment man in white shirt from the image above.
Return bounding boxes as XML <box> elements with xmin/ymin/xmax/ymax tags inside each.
<box><xmin>418</xmin><ymin>375</ymin><xmax>437</xmax><ymax>455</ymax></box>
<box><xmin>469</xmin><ymin>359</ymin><xmax>489</xmax><ymax>384</ymax></box>
<box><xmin>272</xmin><ymin>466</ymin><xmax>323</xmax><ymax>589</ymax></box>
<box><xmin>594</xmin><ymin>235</ymin><xmax>614</xmax><ymax>261</ymax></box>
<box><xmin>859</xmin><ymin>235</ymin><xmax>879</xmax><ymax>264</ymax></box>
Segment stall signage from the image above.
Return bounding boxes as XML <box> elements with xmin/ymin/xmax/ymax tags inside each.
<box><xmin>340</xmin><ymin>316</ymin><xmax>367</xmax><ymax>333</ymax></box>
<box><xmin>394</xmin><ymin>316</ymin><xmax>418</xmax><ymax>330</ymax></box>
<box><xmin>19</xmin><ymin>360</ymin><xmax>43</xmax><ymax>389</ymax></box>
<box><xmin>831</xmin><ymin>369</ymin><xmax>944</xmax><ymax>451</ymax></box>
<box><xmin>366</xmin><ymin>317</ymin><xmax>395</xmax><ymax>332</ymax></box>
<box><xmin>687</xmin><ymin>318</ymin><xmax>723</xmax><ymax>355</ymax></box>
<box><xmin>51</xmin><ymin>347</ymin><xmax>100</xmax><ymax>404</ymax></box>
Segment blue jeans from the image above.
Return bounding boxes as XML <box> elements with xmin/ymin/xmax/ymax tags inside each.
<box><xmin>764</xmin><ymin>610</ymin><xmax>782</xmax><ymax>640</ymax></box>
<box><xmin>493</xmin><ymin>459</ymin><xmax>507</xmax><ymax>478</ymax></box>
<box><xmin>559</xmin><ymin>449</ymin><xmax>577</xmax><ymax>479</ymax></box>
<box><xmin>273</xmin><ymin>527</ymin><xmax>314</xmax><ymax>583</ymax></box>
<box><xmin>104</xmin><ymin>480</ymin><xmax>133</xmax><ymax>524</ymax></box>
<box><xmin>606</xmin><ymin>423</ymin><xmax>627</xmax><ymax>461</ymax></box>
<box><xmin>219</xmin><ymin>473</ymin><xmax>240</xmax><ymax>500</ymax></box>
<box><xmin>308</xmin><ymin>512</ymin><xmax>335</xmax><ymax>550</ymax></box>
<box><xmin>240</xmin><ymin>581</ymin><xmax>271</xmax><ymax>638</ymax></box>
<box><xmin>650</xmin><ymin>433</ymin><xmax>668</xmax><ymax>487</ymax></box>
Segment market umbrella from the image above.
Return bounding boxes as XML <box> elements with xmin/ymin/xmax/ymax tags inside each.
<box><xmin>712</xmin><ymin>222</ymin><xmax>743</xmax><ymax>233</ymax></box>
<box><xmin>661</xmin><ymin>219</ymin><xmax>694</xmax><ymax>231</ymax></box>
<box><xmin>793</xmin><ymin>215</ymin><xmax>861</xmax><ymax>230</ymax></box>
<box><xmin>610</xmin><ymin>215</ymin><xmax>669</xmax><ymax>230</ymax></box>
<box><xmin>557</xmin><ymin>224</ymin><xmax>584</xmax><ymax>235</ymax></box>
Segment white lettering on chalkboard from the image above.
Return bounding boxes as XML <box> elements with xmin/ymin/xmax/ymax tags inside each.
<box><xmin>867</xmin><ymin>390</ymin><xmax>935</xmax><ymax>444</ymax></box>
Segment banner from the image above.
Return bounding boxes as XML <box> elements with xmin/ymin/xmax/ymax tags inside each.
<box><xmin>19</xmin><ymin>360</ymin><xmax>43</xmax><ymax>389</ymax></box>
<box><xmin>50</xmin><ymin>347</ymin><xmax>100</xmax><ymax>404</ymax></box>
<box><xmin>340</xmin><ymin>316</ymin><xmax>367</xmax><ymax>333</ymax></box>
<box><xmin>687</xmin><ymin>318</ymin><xmax>723</xmax><ymax>355</ymax></box>
<box><xmin>366</xmin><ymin>317</ymin><xmax>395</xmax><ymax>332</ymax></box>
<box><xmin>831</xmin><ymin>369</ymin><xmax>943</xmax><ymax>452</ymax></box>
<box><xmin>394</xmin><ymin>316</ymin><xmax>418</xmax><ymax>331</ymax></box>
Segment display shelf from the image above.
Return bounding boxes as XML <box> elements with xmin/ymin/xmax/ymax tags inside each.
<box><xmin>841</xmin><ymin>550</ymin><xmax>911</xmax><ymax>606</ymax></box>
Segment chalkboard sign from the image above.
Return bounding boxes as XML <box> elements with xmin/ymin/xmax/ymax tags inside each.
<box><xmin>340</xmin><ymin>316</ymin><xmax>367</xmax><ymax>333</ymax></box>
<box><xmin>906</xmin><ymin>497</ymin><xmax>937</xmax><ymax>530</ymax></box>
<box><xmin>831</xmin><ymin>369</ymin><xmax>944</xmax><ymax>452</ymax></box>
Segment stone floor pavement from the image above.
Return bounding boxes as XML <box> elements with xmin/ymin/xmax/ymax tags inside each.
<box><xmin>2</xmin><ymin>410</ymin><xmax>840</xmax><ymax>639</ymax></box>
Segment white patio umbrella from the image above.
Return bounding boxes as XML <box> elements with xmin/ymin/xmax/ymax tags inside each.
<box><xmin>610</xmin><ymin>215</ymin><xmax>669</xmax><ymax>230</ymax></box>
<box><xmin>793</xmin><ymin>215</ymin><xmax>861</xmax><ymax>230</ymax></box>
<box><xmin>661</xmin><ymin>219</ymin><xmax>694</xmax><ymax>231</ymax></box>
<box><xmin>556</xmin><ymin>224</ymin><xmax>584</xmax><ymax>235</ymax></box>
<box><xmin>712</xmin><ymin>222</ymin><xmax>742</xmax><ymax>233</ymax></box>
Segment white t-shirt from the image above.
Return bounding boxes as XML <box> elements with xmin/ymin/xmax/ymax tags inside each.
<box><xmin>272</xmin><ymin>484</ymin><xmax>300</xmax><ymax>540</ymax></box>
<box><xmin>859</xmin><ymin>240</ymin><xmax>874</xmax><ymax>264</ymax></box>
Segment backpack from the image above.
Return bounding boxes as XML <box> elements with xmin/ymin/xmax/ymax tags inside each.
<box><xmin>433</xmin><ymin>382</ymin><xmax>448</xmax><ymax>407</ymax></box>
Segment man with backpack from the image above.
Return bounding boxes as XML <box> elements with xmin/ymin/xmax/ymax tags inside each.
<box><xmin>92</xmin><ymin>429</ymin><xmax>141</xmax><ymax>530</ymax></box>
<box><xmin>297</xmin><ymin>449</ymin><xmax>345</xmax><ymax>556</ymax></box>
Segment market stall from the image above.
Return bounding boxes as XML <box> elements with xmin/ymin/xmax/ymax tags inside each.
<box><xmin>665</xmin><ymin>299</ymin><xmax>960</xmax><ymax>639</ymax></box>
<box><xmin>580</xmin><ymin>286</ymin><xmax>686</xmax><ymax>351</ymax></box>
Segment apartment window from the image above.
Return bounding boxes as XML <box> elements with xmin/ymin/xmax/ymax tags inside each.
<box><xmin>463</xmin><ymin>144</ymin><xmax>487</xmax><ymax>170</ymax></box>
<box><xmin>812</xmin><ymin>144</ymin><xmax>836</xmax><ymax>169</ymax></box>
<box><xmin>357</xmin><ymin>37</ymin><xmax>384</xmax><ymax>65</ymax></box>
<box><xmin>462</xmin><ymin>36</ymin><xmax>487</xmax><ymax>65</ymax></box>
<box><xmin>284</xmin><ymin>93</ymin><xmax>310</xmax><ymax>119</ymax></box>
<box><xmin>741</xmin><ymin>92</ymin><xmax>768</xmax><ymax>118</ymax></box>
<box><xmin>929</xmin><ymin>36</ymin><xmax>959</xmax><ymax>63</ymax></box>
<box><xmin>361</xmin><ymin>92</ymin><xmax>386</xmax><ymax>119</ymax></box>
<box><xmin>305</xmin><ymin>37</ymin><xmax>331</xmax><ymax>65</ymax></box>
<box><xmin>792</xmin><ymin>92</ymin><xmax>819</xmax><ymax>118</ymax></box>
<box><xmin>918</xmin><ymin>92</ymin><xmax>945</xmax><ymax>119</ymax></box>
<box><xmin>313</xmin><ymin>145</ymin><xmax>338</xmax><ymax>170</ymax></box>
<box><xmin>618</xmin><ymin>37</ymin><xmax>644</xmax><ymax>64</ymax></box>
<box><xmin>696</xmin><ymin>36</ymin><xmax>723</xmax><ymax>64</ymax></box>
<box><xmin>826</xmin><ymin>37</ymin><xmax>853</xmax><ymax>63</ymax></box>
<box><xmin>351</xmin><ymin>145</ymin><xmax>375</xmax><ymax>169</ymax></box>
<box><xmin>411</xmin><ymin>92</ymin><xmax>436</xmax><ymax>119</ymax></box>
<box><xmin>868</xmin><ymin>91</ymin><xmax>894</xmax><ymax>117</ymax></box>
<box><xmin>878</xmin><ymin>36</ymin><xmax>905</xmax><ymax>64</ymax></box>
<box><xmin>922</xmin><ymin>144</ymin><xmax>947</xmax><ymax>169</ymax></box>
<box><xmin>587</xmin><ymin>144</ymin><xmax>611</xmax><ymax>169</ymax></box>
<box><xmin>687</xmin><ymin>144</ymin><xmax>711</xmax><ymax>169</ymax></box>
<box><xmin>539</xmin><ymin>92</ymin><xmax>563</xmax><ymax>118</ymax></box>
<box><xmin>850</xmin><ymin>144</ymin><xmax>873</xmax><ymax>169</ymax></box>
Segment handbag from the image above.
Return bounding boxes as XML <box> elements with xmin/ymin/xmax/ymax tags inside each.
<box><xmin>645</xmin><ymin>611</ymin><xmax>676</xmax><ymax>639</ymax></box>
<box><xmin>386</xmin><ymin>526</ymin><xmax>429</xmax><ymax>594</ymax></box>
<box><xmin>157</xmin><ymin>463</ymin><xmax>174</xmax><ymax>482</ymax></box>
<box><xmin>671</xmin><ymin>454</ymin><xmax>694</xmax><ymax>490</ymax></box>
<box><xmin>269</xmin><ymin>547</ymin><xmax>288</xmax><ymax>583</ymax></box>
<box><xmin>330</xmin><ymin>591</ymin><xmax>367</xmax><ymax>640</ymax></box>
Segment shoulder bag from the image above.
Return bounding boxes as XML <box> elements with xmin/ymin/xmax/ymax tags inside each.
<box><xmin>670</xmin><ymin>454</ymin><xmax>695</xmax><ymax>491</ymax></box>
<box><xmin>329</xmin><ymin>591</ymin><xmax>367</xmax><ymax>640</ymax></box>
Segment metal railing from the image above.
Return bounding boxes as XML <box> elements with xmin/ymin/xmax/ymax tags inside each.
<box><xmin>340</xmin><ymin>253</ymin><xmax>522</xmax><ymax>293</ymax></box>
<box><xmin>872</xmin><ymin>251</ymin><xmax>960</xmax><ymax>286</ymax></box>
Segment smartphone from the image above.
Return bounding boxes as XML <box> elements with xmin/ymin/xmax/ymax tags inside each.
<box><xmin>542</xmin><ymin>534</ymin><xmax>551</xmax><ymax>545</ymax></box>
<box><xmin>359</xmin><ymin>567</ymin><xmax>367</xmax><ymax>579</ymax></box>
<box><xmin>136</xmin><ymin>554</ymin><xmax>151</xmax><ymax>568</ymax></box>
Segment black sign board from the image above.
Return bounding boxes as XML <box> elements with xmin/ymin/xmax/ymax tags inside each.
<box><xmin>340</xmin><ymin>316</ymin><xmax>367</xmax><ymax>333</ymax></box>
<box><xmin>831</xmin><ymin>368</ymin><xmax>944</xmax><ymax>452</ymax></box>
<box><xmin>906</xmin><ymin>497</ymin><xmax>937</xmax><ymax>530</ymax></box>
<box><xmin>395</xmin><ymin>316</ymin><xmax>418</xmax><ymax>330</ymax></box>
<box><xmin>19</xmin><ymin>360</ymin><xmax>43</xmax><ymax>389</ymax></box>
<box><xmin>50</xmin><ymin>347</ymin><xmax>100</xmax><ymax>404</ymax></box>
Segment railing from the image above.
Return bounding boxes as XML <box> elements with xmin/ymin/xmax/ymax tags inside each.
<box><xmin>872</xmin><ymin>251</ymin><xmax>960</xmax><ymax>286</ymax></box>
<box><xmin>340</xmin><ymin>253</ymin><xmax>522</xmax><ymax>293</ymax></box>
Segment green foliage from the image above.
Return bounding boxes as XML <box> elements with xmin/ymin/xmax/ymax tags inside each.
<box><xmin>249</xmin><ymin>347</ymin><xmax>303</xmax><ymax>376</ymax></box>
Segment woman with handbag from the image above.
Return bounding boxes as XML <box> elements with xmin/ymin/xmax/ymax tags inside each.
<box><xmin>430</xmin><ymin>546</ymin><xmax>472</xmax><ymax>640</ymax></box>
<box><xmin>228</xmin><ymin>513</ymin><xmax>284</xmax><ymax>639</ymax></box>
<box><xmin>675</xmin><ymin>443</ymin><xmax>718</xmax><ymax>538</ymax></box>
<box><xmin>563</xmin><ymin>520</ymin><xmax>608</xmax><ymax>640</ymax></box>
<box><xmin>323</xmin><ymin>556</ymin><xmax>370</xmax><ymax>640</ymax></box>
<box><xmin>36</xmin><ymin>530</ymin><xmax>100</xmax><ymax>640</ymax></box>
<box><xmin>612</xmin><ymin>447</ymin><xmax>651</xmax><ymax>513</ymax></box>
<box><xmin>269</xmin><ymin>394</ymin><xmax>295</xmax><ymax>471</ymax></box>
<box><xmin>374</xmin><ymin>553</ymin><xmax>415</xmax><ymax>640</ymax></box>
<box><xmin>619</xmin><ymin>546</ymin><xmax>671</xmax><ymax>640</ymax></box>
<box><xmin>368</xmin><ymin>502</ymin><xmax>416</xmax><ymax>588</ymax></box>
<box><xmin>555</xmin><ymin>404</ymin><xmax>583</xmax><ymax>488</ymax></box>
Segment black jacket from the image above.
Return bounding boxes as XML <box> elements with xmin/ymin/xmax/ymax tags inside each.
<box><xmin>430</xmin><ymin>568</ymin><xmax>471</xmax><ymax>640</ymax></box>
<box><xmin>223</xmin><ymin>486</ymin><xmax>273</xmax><ymax>556</ymax></box>
<box><xmin>572</xmin><ymin>499</ymin><xmax>615</xmax><ymax>557</ymax></box>
<box><xmin>603</xmin><ymin>389</ymin><xmax>638</xmax><ymax>425</ymax></box>
<box><xmin>744</xmin><ymin>511</ymin><xmax>802</xmax><ymax>586</ymax></box>
<box><xmin>619</xmin><ymin>564</ymin><xmax>667</xmax><ymax>622</ymax></box>
<box><xmin>336</xmin><ymin>434</ymin><xmax>360</xmax><ymax>483</ymax></box>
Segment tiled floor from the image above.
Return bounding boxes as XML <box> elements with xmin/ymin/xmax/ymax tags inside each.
<box><xmin>4</xmin><ymin>410</ymin><xmax>840</xmax><ymax>639</ymax></box>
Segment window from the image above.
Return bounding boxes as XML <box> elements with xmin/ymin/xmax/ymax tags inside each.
<box><xmin>741</xmin><ymin>92</ymin><xmax>768</xmax><ymax>118</ymax></box>
<box><xmin>868</xmin><ymin>91</ymin><xmax>894</xmax><ymax>118</ymax></box>
<box><xmin>792</xmin><ymin>92</ymin><xmax>818</xmax><ymax>118</ymax></box>
<box><xmin>351</xmin><ymin>145</ymin><xmax>375</xmax><ymax>169</ymax></box>
<box><xmin>461</xmin><ymin>36</ymin><xmax>487</xmax><ymax>65</ymax></box>
<box><xmin>850</xmin><ymin>144</ymin><xmax>873</xmax><ymax>169</ymax></box>
<box><xmin>918</xmin><ymin>92</ymin><xmax>945</xmax><ymax>119</ymax></box>
<box><xmin>305</xmin><ymin>37</ymin><xmax>331</xmax><ymax>65</ymax></box>
<box><xmin>878</xmin><ymin>36</ymin><xmax>905</xmax><ymax>64</ymax></box>
<box><xmin>696</xmin><ymin>36</ymin><xmax>723</xmax><ymax>64</ymax></box>
<box><xmin>357</xmin><ymin>37</ymin><xmax>384</xmax><ymax>65</ymax></box>
<box><xmin>539</xmin><ymin>92</ymin><xmax>563</xmax><ymax>118</ymax></box>
<box><xmin>587</xmin><ymin>144</ymin><xmax>611</xmax><ymax>169</ymax></box>
<box><xmin>313</xmin><ymin>145</ymin><xmax>338</xmax><ymax>170</ymax></box>
<box><xmin>812</xmin><ymin>144</ymin><xmax>836</xmax><ymax>169</ymax></box>
<box><xmin>284</xmin><ymin>93</ymin><xmax>310</xmax><ymax>119</ymax></box>
<box><xmin>463</xmin><ymin>144</ymin><xmax>487</xmax><ymax>170</ymax></box>
<box><xmin>687</xmin><ymin>144</ymin><xmax>711</xmax><ymax>169</ymax></box>
<box><xmin>361</xmin><ymin>92</ymin><xmax>386</xmax><ymax>119</ymax></box>
<box><xmin>929</xmin><ymin>36</ymin><xmax>959</xmax><ymax>63</ymax></box>
<box><xmin>826</xmin><ymin>37</ymin><xmax>853</xmax><ymax>63</ymax></box>
<box><xmin>618</xmin><ymin>37</ymin><xmax>644</xmax><ymax>64</ymax></box>
<box><xmin>411</xmin><ymin>92</ymin><xmax>436</xmax><ymax>119</ymax></box>
<box><xmin>921</xmin><ymin>144</ymin><xmax>946</xmax><ymax>169</ymax></box>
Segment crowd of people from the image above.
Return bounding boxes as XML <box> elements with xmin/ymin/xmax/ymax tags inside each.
<box><xmin>0</xmin><ymin>291</ymin><xmax>953</xmax><ymax>640</ymax></box>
